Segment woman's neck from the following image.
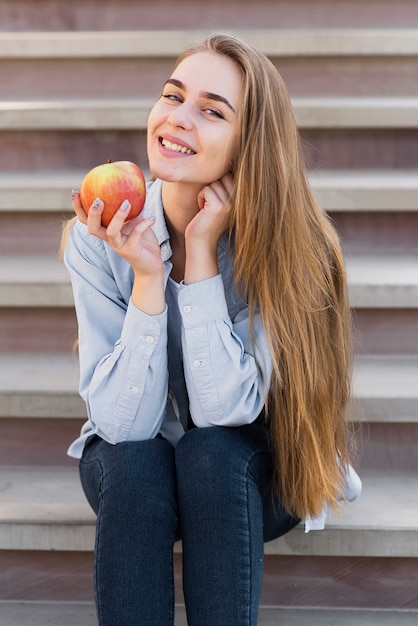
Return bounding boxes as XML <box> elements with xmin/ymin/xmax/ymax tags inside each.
<box><xmin>161</xmin><ymin>181</ymin><xmax>201</xmax><ymax>282</ymax></box>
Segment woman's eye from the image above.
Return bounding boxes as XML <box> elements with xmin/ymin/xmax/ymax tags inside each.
<box><xmin>204</xmin><ymin>108</ymin><xmax>224</xmax><ymax>119</ymax></box>
<box><xmin>162</xmin><ymin>93</ymin><xmax>182</xmax><ymax>103</ymax></box>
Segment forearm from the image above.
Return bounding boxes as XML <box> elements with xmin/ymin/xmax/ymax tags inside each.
<box><xmin>131</xmin><ymin>271</ymin><xmax>166</xmax><ymax>315</ymax></box>
<box><xmin>184</xmin><ymin>240</ymin><xmax>219</xmax><ymax>284</ymax></box>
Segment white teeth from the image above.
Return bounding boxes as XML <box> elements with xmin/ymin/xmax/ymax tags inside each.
<box><xmin>161</xmin><ymin>139</ymin><xmax>195</xmax><ymax>154</ymax></box>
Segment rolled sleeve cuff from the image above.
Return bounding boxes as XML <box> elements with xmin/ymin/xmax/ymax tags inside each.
<box><xmin>121</xmin><ymin>298</ymin><xmax>167</xmax><ymax>351</ymax></box>
<box><xmin>178</xmin><ymin>275</ymin><xmax>228</xmax><ymax>327</ymax></box>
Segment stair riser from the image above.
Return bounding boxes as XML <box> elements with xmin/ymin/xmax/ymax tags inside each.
<box><xmin>0</xmin><ymin>213</ymin><xmax>71</xmax><ymax>257</ymax></box>
<box><xmin>1</xmin><ymin>307</ymin><xmax>417</xmax><ymax>354</ymax></box>
<box><xmin>3</xmin><ymin>0</ymin><xmax>418</xmax><ymax>31</ymax></box>
<box><xmin>335</xmin><ymin>212</ymin><xmax>418</xmax><ymax>254</ymax></box>
<box><xmin>3</xmin><ymin>57</ymin><xmax>418</xmax><ymax>99</ymax></box>
<box><xmin>354</xmin><ymin>309</ymin><xmax>418</xmax><ymax>354</ymax></box>
<box><xmin>358</xmin><ymin>422</ymin><xmax>418</xmax><ymax>472</ymax></box>
<box><xmin>0</xmin><ymin>309</ymin><xmax>77</xmax><ymax>352</ymax></box>
<box><xmin>1</xmin><ymin>550</ymin><xmax>418</xmax><ymax>611</ymax></box>
<box><xmin>2</xmin><ymin>212</ymin><xmax>418</xmax><ymax>257</ymax></box>
<box><xmin>1</xmin><ymin>418</ymin><xmax>415</xmax><ymax>470</ymax></box>
<box><xmin>0</xmin><ymin>418</ymin><xmax>82</xmax><ymax>466</ymax></box>
<box><xmin>1</xmin><ymin>130</ymin><xmax>417</xmax><ymax>172</ymax></box>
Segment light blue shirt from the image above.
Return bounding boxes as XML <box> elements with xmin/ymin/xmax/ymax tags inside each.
<box><xmin>65</xmin><ymin>178</ymin><xmax>271</xmax><ymax>458</ymax></box>
<box><xmin>64</xmin><ymin>178</ymin><xmax>361</xmax><ymax>530</ymax></box>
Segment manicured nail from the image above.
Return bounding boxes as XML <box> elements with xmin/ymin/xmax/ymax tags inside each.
<box><xmin>119</xmin><ymin>199</ymin><xmax>130</xmax><ymax>212</ymax></box>
<box><xmin>92</xmin><ymin>198</ymin><xmax>101</xmax><ymax>209</ymax></box>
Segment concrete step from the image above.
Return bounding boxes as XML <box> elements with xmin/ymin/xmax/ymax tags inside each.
<box><xmin>0</xmin><ymin>348</ymin><xmax>417</xmax><ymax>421</ymax></box>
<box><xmin>0</xmin><ymin>465</ymin><xmax>416</xmax><ymax>557</ymax></box>
<box><xmin>3</xmin><ymin>41</ymin><xmax>418</xmax><ymax>101</ymax></box>
<box><xmin>0</xmin><ymin>257</ymin><xmax>73</xmax><ymax>307</ymax></box>
<box><xmin>0</xmin><ymin>353</ymin><xmax>85</xmax><ymax>418</ymax></box>
<box><xmin>2</xmin><ymin>29</ymin><xmax>418</xmax><ymax>59</ymax></box>
<box><xmin>1</xmin><ymin>169</ymin><xmax>417</xmax><ymax>212</ymax></box>
<box><xmin>1</xmin><ymin>253</ymin><xmax>417</xmax><ymax>308</ymax></box>
<box><xmin>2</xmin><ymin>97</ymin><xmax>418</xmax><ymax>130</ymax></box>
<box><xmin>346</xmin><ymin>254</ymin><xmax>418</xmax><ymax>308</ymax></box>
<box><xmin>0</xmin><ymin>601</ymin><xmax>417</xmax><ymax>626</ymax></box>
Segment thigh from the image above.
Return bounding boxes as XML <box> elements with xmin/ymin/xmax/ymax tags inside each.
<box><xmin>175</xmin><ymin>422</ymin><xmax>299</xmax><ymax>541</ymax></box>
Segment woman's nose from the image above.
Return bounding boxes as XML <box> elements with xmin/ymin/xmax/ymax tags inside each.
<box><xmin>167</xmin><ymin>102</ymin><xmax>193</xmax><ymax>130</ymax></box>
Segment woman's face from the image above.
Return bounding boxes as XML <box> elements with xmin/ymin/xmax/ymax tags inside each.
<box><xmin>147</xmin><ymin>51</ymin><xmax>241</xmax><ymax>187</ymax></box>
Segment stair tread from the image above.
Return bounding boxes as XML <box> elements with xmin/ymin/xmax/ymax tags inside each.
<box><xmin>0</xmin><ymin>350</ymin><xmax>417</xmax><ymax>420</ymax></box>
<box><xmin>2</xmin><ymin>169</ymin><xmax>417</xmax><ymax>212</ymax></box>
<box><xmin>0</xmin><ymin>602</ymin><xmax>417</xmax><ymax>626</ymax></box>
<box><xmin>0</xmin><ymin>466</ymin><xmax>416</xmax><ymax>556</ymax></box>
<box><xmin>347</xmin><ymin>254</ymin><xmax>418</xmax><ymax>308</ymax></box>
<box><xmin>1</xmin><ymin>253</ymin><xmax>418</xmax><ymax>308</ymax></box>
<box><xmin>2</xmin><ymin>97</ymin><xmax>418</xmax><ymax>130</ymax></box>
<box><xmin>0</xmin><ymin>256</ymin><xmax>73</xmax><ymax>307</ymax></box>
<box><xmin>2</xmin><ymin>28</ymin><xmax>418</xmax><ymax>58</ymax></box>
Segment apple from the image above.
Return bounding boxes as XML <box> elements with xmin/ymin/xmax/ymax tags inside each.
<box><xmin>79</xmin><ymin>159</ymin><xmax>146</xmax><ymax>226</ymax></box>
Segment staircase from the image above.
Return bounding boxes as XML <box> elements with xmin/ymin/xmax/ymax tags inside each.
<box><xmin>1</xmin><ymin>1</ymin><xmax>418</xmax><ymax>624</ymax></box>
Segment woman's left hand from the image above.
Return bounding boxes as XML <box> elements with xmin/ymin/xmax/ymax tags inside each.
<box><xmin>185</xmin><ymin>174</ymin><xmax>233</xmax><ymax>250</ymax></box>
<box><xmin>184</xmin><ymin>174</ymin><xmax>233</xmax><ymax>284</ymax></box>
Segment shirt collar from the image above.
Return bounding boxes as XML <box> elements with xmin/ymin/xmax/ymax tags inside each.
<box><xmin>142</xmin><ymin>178</ymin><xmax>170</xmax><ymax>248</ymax></box>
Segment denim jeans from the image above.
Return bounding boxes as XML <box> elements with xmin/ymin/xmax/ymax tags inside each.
<box><xmin>79</xmin><ymin>421</ymin><xmax>299</xmax><ymax>625</ymax></box>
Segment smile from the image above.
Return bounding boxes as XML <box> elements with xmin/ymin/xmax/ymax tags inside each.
<box><xmin>160</xmin><ymin>138</ymin><xmax>196</xmax><ymax>155</ymax></box>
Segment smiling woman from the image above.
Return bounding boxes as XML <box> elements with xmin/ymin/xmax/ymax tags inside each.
<box><xmin>61</xmin><ymin>32</ymin><xmax>361</xmax><ymax>626</ymax></box>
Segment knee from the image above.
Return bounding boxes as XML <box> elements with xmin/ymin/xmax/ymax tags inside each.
<box><xmin>175</xmin><ymin>427</ymin><xmax>230</xmax><ymax>475</ymax></box>
<box><xmin>175</xmin><ymin>427</ymin><xmax>252</xmax><ymax>497</ymax></box>
<box><xmin>81</xmin><ymin>436</ymin><xmax>177</xmax><ymax>520</ymax></box>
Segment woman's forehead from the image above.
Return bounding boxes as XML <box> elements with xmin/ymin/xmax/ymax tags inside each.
<box><xmin>170</xmin><ymin>52</ymin><xmax>242</xmax><ymax>105</ymax></box>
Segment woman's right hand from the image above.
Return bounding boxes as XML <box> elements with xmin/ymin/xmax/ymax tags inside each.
<box><xmin>72</xmin><ymin>191</ymin><xmax>162</xmax><ymax>279</ymax></box>
<box><xmin>72</xmin><ymin>191</ymin><xmax>165</xmax><ymax>315</ymax></box>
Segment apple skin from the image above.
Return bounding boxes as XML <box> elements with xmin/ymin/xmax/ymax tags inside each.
<box><xmin>79</xmin><ymin>160</ymin><xmax>146</xmax><ymax>227</ymax></box>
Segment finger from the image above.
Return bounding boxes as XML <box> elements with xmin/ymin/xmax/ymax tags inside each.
<box><xmin>71</xmin><ymin>190</ymin><xmax>88</xmax><ymax>224</ymax></box>
<box><xmin>220</xmin><ymin>173</ymin><xmax>234</xmax><ymax>195</ymax></box>
<box><xmin>86</xmin><ymin>197</ymin><xmax>108</xmax><ymax>236</ymax></box>
<box><xmin>105</xmin><ymin>200</ymin><xmax>133</xmax><ymax>244</ymax></box>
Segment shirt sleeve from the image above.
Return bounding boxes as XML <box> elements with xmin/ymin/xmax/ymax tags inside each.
<box><xmin>178</xmin><ymin>274</ymin><xmax>272</xmax><ymax>427</ymax></box>
<box><xmin>64</xmin><ymin>221</ymin><xmax>169</xmax><ymax>444</ymax></box>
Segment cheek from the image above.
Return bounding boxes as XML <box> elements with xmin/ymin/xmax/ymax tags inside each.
<box><xmin>146</xmin><ymin>104</ymin><xmax>162</xmax><ymax>141</ymax></box>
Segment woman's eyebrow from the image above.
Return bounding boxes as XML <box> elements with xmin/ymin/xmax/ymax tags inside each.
<box><xmin>164</xmin><ymin>78</ymin><xmax>236</xmax><ymax>113</ymax></box>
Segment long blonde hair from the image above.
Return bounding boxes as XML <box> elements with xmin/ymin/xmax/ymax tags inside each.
<box><xmin>177</xmin><ymin>33</ymin><xmax>354</xmax><ymax>519</ymax></box>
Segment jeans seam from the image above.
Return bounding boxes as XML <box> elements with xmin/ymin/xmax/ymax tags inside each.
<box><xmin>81</xmin><ymin>455</ymin><xmax>105</xmax><ymax>626</ymax></box>
<box><xmin>244</xmin><ymin>448</ymin><xmax>266</xmax><ymax>626</ymax></box>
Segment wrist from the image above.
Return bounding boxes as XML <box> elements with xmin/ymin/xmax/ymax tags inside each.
<box><xmin>132</xmin><ymin>272</ymin><xmax>165</xmax><ymax>315</ymax></box>
<box><xmin>184</xmin><ymin>242</ymin><xmax>218</xmax><ymax>284</ymax></box>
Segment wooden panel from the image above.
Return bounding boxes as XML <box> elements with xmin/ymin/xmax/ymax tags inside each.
<box><xmin>0</xmin><ymin>418</ymin><xmax>83</xmax><ymax>466</ymax></box>
<box><xmin>0</xmin><ymin>131</ymin><xmax>148</xmax><ymax>173</ymax></box>
<box><xmin>0</xmin><ymin>213</ymin><xmax>71</xmax><ymax>257</ymax></box>
<box><xmin>0</xmin><ymin>308</ymin><xmax>77</xmax><ymax>352</ymax></box>
<box><xmin>2</xmin><ymin>0</ymin><xmax>418</xmax><ymax>31</ymax></box>
<box><xmin>353</xmin><ymin>309</ymin><xmax>418</xmax><ymax>355</ymax></box>
<box><xmin>263</xmin><ymin>555</ymin><xmax>418</xmax><ymax>609</ymax></box>
<box><xmin>302</xmin><ymin>129</ymin><xmax>418</xmax><ymax>170</ymax></box>
<box><xmin>358</xmin><ymin>422</ymin><xmax>418</xmax><ymax>472</ymax></box>
<box><xmin>334</xmin><ymin>212</ymin><xmax>418</xmax><ymax>254</ymax></box>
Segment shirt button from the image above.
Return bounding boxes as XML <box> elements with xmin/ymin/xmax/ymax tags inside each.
<box><xmin>183</xmin><ymin>305</ymin><xmax>192</xmax><ymax>314</ymax></box>
<box><xmin>145</xmin><ymin>336</ymin><xmax>154</xmax><ymax>344</ymax></box>
<box><xmin>161</xmin><ymin>243</ymin><xmax>167</xmax><ymax>252</ymax></box>
<box><xmin>131</xmin><ymin>386</ymin><xmax>139</xmax><ymax>394</ymax></box>
<box><xmin>193</xmin><ymin>360</ymin><xmax>201</xmax><ymax>368</ymax></box>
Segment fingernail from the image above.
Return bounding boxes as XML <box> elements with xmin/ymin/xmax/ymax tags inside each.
<box><xmin>92</xmin><ymin>198</ymin><xmax>101</xmax><ymax>209</ymax></box>
<box><xmin>119</xmin><ymin>199</ymin><xmax>130</xmax><ymax>212</ymax></box>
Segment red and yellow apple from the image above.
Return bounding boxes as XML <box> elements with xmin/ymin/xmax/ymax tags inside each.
<box><xmin>79</xmin><ymin>160</ymin><xmax>146</xmax><ymax>227</ymax></box>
